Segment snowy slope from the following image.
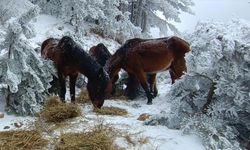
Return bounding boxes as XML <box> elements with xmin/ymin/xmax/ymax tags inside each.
<box><xmin>0</xmin><ymin>14</ymin><xmax>205</xmax><ymax>150</ymax></box>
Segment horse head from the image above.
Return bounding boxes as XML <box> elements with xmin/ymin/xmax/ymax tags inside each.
<box><xmin>87</xmin><ymin>68</ymin><xmax>112</xmax><ymax>108</ymax></box>
<box><xmin>57</xmin><ymin>36</ymin><xmax>75</xmax><ymax>51</ymax></box>
<box><xmin>41</xmin><ymin>38</ymin><xmax>59</xmax><ymax>60</ymax></box>
<box><xmin>89</xmin><ymin>43</ymin><xmax>111</xmax><ymax>67</ymax></box>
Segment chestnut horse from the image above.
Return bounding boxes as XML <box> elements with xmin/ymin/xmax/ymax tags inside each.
<box><xmin>89</xmin><ymin>43</ymin><xmax>157</xmax><ymax>99</ymax></box>
<box><xmin>106</xmin><ymin>36</ymin><xmax>191</xmax><ymax>105</ymax></box>
<box><xmin>41</xmin><ymin>36</ymin><xmax>112</xmax><ymax>108</ymax></box>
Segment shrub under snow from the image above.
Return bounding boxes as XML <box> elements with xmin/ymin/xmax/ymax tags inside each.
<box><xmin>146</xmin><ymin>19</ymin><xmax>250</xmax><ymax>150</ymax></box>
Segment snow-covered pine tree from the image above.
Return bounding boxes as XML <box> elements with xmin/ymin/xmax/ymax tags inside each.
<box><xmin>30</xmin><ymin>0</ymin><xmax>141</xmax><ymax>43</ymax></box>
<box><xmin>129</xmin><ymin>0</ymin><xmax>194</xmax><ymax>35</ymax></box>
<box><xmin>0</xmin><ymin>0</ymin><xmax>54</xmax><ymax>115</ymax></box>
<box><xmin>145</xmin><ymin>19</ymin><xmax>250</xmax><ymax>149</ymax></box>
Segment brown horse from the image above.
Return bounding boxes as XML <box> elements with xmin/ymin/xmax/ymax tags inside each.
<box><xmin>41</xmin><ymin>37</ymin><xmax>80</xmax><ymax>102</ymax></box>
<box><xmin>89</xmin><ymin>43</ymin><xmax>158</xmax><ymax>99</ymax></box>
<box><xmin>41</xmin><ymin>36</ymin><xmax>112</xmax><ymax>108</ymax></box>
<box><xmin>105</xmin><ymin>36</ymin><xmax>191</xmax><ymax>105</ymax></box>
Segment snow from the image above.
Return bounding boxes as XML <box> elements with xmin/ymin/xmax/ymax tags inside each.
<box><xmin>0</xmin><ymin>14</ymin><xmax>205</xmax><ymax>150</ymax></box>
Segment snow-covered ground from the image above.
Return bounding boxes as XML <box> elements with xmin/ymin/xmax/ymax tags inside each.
<box><xmin>0</xmin><ymin>15</ymin><xmax>205</xmax><ymax>150</ymax></box>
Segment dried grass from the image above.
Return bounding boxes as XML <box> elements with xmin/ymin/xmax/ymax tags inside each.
<box><xmin>55</xmin><ymin>124</ymin><xmax>118</xmax><ymax>150</ymax></box>
<box><xmin>121</xmin><ymin>132</ymin><xmax>149</xmax><ymax>147</ymax></box>
<box><xmin>110</xmin><ymin>95</ymin><xmax>128</xmax><ymax>101</ymax></box>
<box><xmin>94</xmin><ymin>106</ymin><xmax>128</xmax><ymax>116</ymax></box>
<box><xmin>0</xmin><ymin>130</ymin><xmax>48</xmax><ymax>150</ymax></box>
<box><xmin>40</xmin><ymin>96</ymin><xmax>81</xmax><ymax>123</ymax></box>
<box><xmin>76</xmin><ymin>89</ymin><xmax>91</xmax><ymax>104</ymax></box>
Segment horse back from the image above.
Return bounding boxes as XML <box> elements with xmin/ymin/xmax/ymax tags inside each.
<box><xmin>125</xmin><ymin>41</ymin><xmax>174</xmax><ymax>73</ymax></box>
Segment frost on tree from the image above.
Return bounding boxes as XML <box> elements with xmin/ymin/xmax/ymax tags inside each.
<box><xmin>30</xmin><ymin>0</ymin><xmax>141</xmax><ymax>43</ymax></box>
<box><xmin>146</xmin><ymin>20</ymin><xmax>250</xmax><ymax>150</ymax></box>
<box><xmin>129</xmin><ymin>0</ymin><xmax>194</xmax><ymax>35</ymax></box>
<box><xmin>0</xmin><ymin>0</ymin><xmax>54</xmax><ymax>115</ymax></box>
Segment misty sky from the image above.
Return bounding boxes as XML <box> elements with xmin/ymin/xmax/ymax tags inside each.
<box><xmin>174</xmin><ymin>0</ymin><xmax>250</xmax><ymax>32</ymax></box>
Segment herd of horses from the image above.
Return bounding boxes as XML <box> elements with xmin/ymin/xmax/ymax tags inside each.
<box><xmin>41</xmin><ymin>36</ymin><xmax>191</xmax><ymax>108</ymax></box>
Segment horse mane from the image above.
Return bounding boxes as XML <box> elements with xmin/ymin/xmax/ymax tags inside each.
<box><xmin>58</xmin><ymin>36</ymin><xmax>103</xmax><ymax>79</ymax></box>
<box><xmin>114</xmin><ymin>38</ymin><xmax>145</xmax><ymax>56</ymax></box>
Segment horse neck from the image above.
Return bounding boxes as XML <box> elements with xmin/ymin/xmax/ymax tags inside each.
<box><xmin>77</xmin><ymin>50</ymin><xmax>103</xmax><ymax>80</ymax></box>
<box><xmin>105</xmin><ymin>55</ymin><xmax>123</xmax><ymax>80</ymax></box>
<box><xmin>81</xmin><ymin>64</ymin><xmax>102</xmax><ymax>80</ymax></box>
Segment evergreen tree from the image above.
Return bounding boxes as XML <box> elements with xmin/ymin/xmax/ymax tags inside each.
<box><xmin>0</xmin><ymin>0</ymin><xmax>54</xmax><ymax>115</ymax></box>
<box><xmin>30</xmin><ymin>0</ymin><xmax>141</xmax><ymax>43</ymax></box>
<box><xmin>146</xmin><ymin>19</ymin><xmax>250</xmax><ymax>149</ymax></box>
<box><xmin>129</xmin><ymin>0</ymin><xmax>194</xmax><ymax>35</ymax></box>
<box><xmin>147</xmin><ymin>20</ymin><xmax>250</xmax><ymax>150</ymax></box>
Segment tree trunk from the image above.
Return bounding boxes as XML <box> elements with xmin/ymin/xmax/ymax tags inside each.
<box><xmin>130</xmin><ymin>1</ymin><xmax>137</xmax><ymax>24</ymax></box>
<box><xmin>141</xmin><ymin>10</ymin><xmax>147</xmax><ymax>32</ymax></box>
<box><xmin>135</xmin><ymin>0</ymin><xmax>143</xmax><ymax>26</ymax></box>
<box><xmin>202</xmin><ymin>81</ymin><xmax>216</xmax><ymax>114</ymax></box>
<box><xmin>6</xmin><ymin>43</ymin><xmax>12</xmax><ymax>107</ymax></box>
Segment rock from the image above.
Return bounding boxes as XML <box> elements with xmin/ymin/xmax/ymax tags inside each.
<box><xmin>0</xmin><ymin>112</ymin><xmax>4</xmax><ymax>118</ymax></box>
<box><xmin>58</xmin><ymin>26</ymin><xmax>64</xmax><ymax>31</ymax></box>
<box><xmin>137</xmin><ymin>113</ymin><xmax>151</xmax><ymax>121</ymax></box>
<box><xmin>4</xmin><ymin>126</ymin><xmax>10</xmax><ymax>129</ymax></box>
<box><xmin>14</xmin><ymin>122</ymin><xmax>23</xmax><ymax>128</ymax></box>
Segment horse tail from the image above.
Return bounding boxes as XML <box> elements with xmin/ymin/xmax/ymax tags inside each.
<box><xmin>166</xmin><ymin>36</ymin><xmax>191</xmax><ymax>58</ymax></box>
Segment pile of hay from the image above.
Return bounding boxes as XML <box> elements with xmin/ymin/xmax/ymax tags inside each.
<box><xmin>0</xmin><ymin>130</ymin><xmax>48</xmax><ymax>150</ymax></box>
<box><xmin>110</xmin><ymin>95</ymin><xmax>128</xmax><ymax>101</ymax></box>
<box><xmin>55</xmin><ymin>125</ymin><xmax>118</xmax><ymax>150</ymax></box>
<box><xmin>94</xmin><ymin>106</ymin><xmax>128</xmax><ymax>116</ymax></box>
<box><xmin>40</xmin><ymin>96</ymin><xmax>81</xmax><ymax>123</ymax></box>
<box><xmin>76</xmin><ymin>88</ymin><xmax>90</xmax><ymax>104</ymax></box>
<box><xmin>76</xmin><ymin>87</ymin><xmax>128</xmax><ymax>104</ymax></box>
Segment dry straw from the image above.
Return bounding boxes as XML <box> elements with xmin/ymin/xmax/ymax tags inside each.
<box><xmin>55</xmin><ymin>124</ymin><xmax>119</xmax><ymax>150</ymax></box>
<box><xmin>76</xmin><ymin>88</ymin><xmax>91</xmax><ymax>104</ymax></box>
<box><xmin>0</xmin><ymin>130</ymin><xmax>48</xmax><ymax>150</ymax></box>
<box><xmin>40</xmin><ymin>96</ymin><xmax>81</xmax><ymax>123</ymax></box>
<box><xmin>94</xmin><ymin>106</ymin><xmax>128</xmax><ymax>116</ymax></box>
<box><xmin>76</xmin><ymin>88</ymin><xmax>128</xmax><ymax>104</ymax></box>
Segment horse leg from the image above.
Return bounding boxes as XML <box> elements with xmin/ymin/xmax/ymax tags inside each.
<box><xmin>58</xmin><ymin>72</ymin><xmax>66</xmax><ymax>102</ymax></box>
<box><xmin>135</xmin><ymin>71</ymin><xmax>153</xmax><ymax>105</ymax></box>
<box><xmin>69</xmin><ymin>74</ymin><xmax>78</xmax><ymax>103</ymax></box>
<box><xmin>125</xmin><ymin>73</ymin><xmax>140</xmax><ymax>100</ymax></box>
<box><xmin>111</xmin><ymin>74</ymin><xmax>119</xmax><ymax>95</ymax></box>
<box><xmin>169</xmin><ymin>57</ymin><xmax>187</xmax><ymax>84</ymax></box>
<box><xmin>147</xmin><ymin>74</ymin><xmax>158</xmax><ymax>98</ymax></box>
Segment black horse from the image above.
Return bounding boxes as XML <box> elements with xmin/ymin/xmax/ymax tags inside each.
<box><xmin>89</xmin><ymin>43</ymin><xmax>119</xmax><ymax>95</ymax></box>
<box><xmin>42</xmin><ymin>36</ymin><xmax>112</xmax><ymax>108</ymax></box>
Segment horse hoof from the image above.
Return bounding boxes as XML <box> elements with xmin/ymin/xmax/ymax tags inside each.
<box><xmin>147</xmin><ymin>102</ymin><xmax>152</xmax><ymax>105</ymax></box>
